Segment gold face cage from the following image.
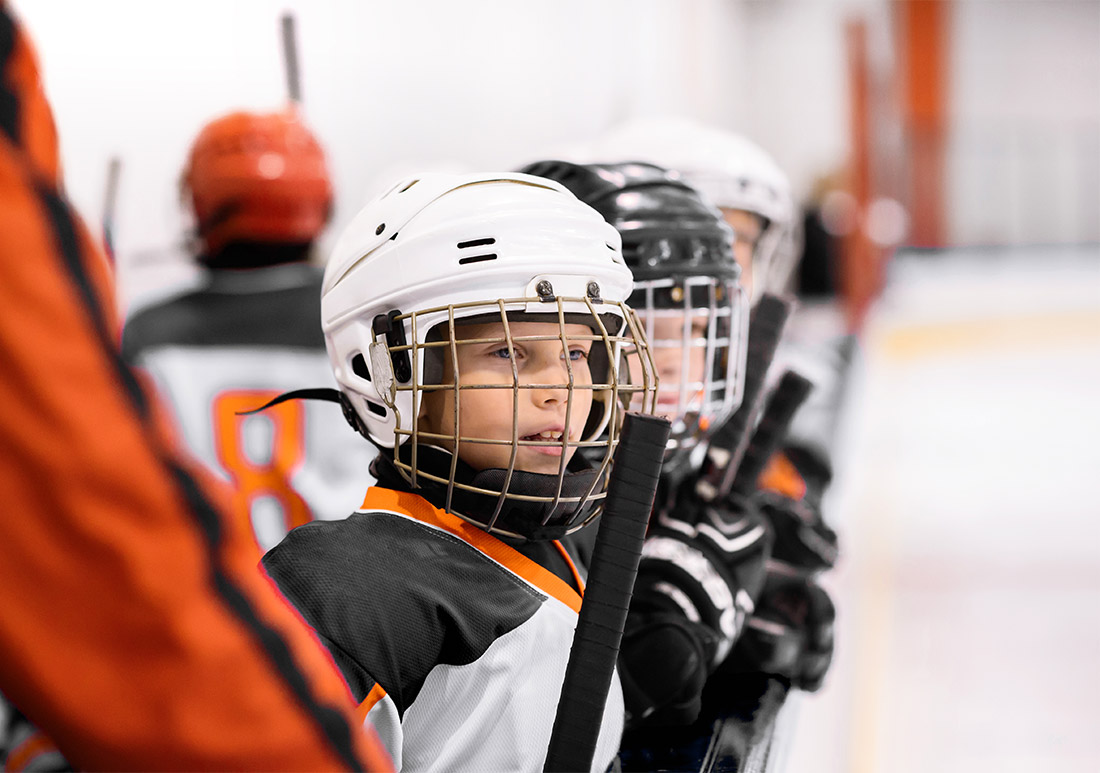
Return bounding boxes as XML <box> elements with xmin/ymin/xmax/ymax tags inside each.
<box><xmin>370</xmin><ymin>294</ymin><xmax>658</xmax><ymax>538</ymax></box>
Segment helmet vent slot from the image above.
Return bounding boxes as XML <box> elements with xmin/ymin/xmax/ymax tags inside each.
<box><xmin>458</xmin><ymin>253</ymin><xmax>497</xmax><ymax>265</ymax></box>
<box><xmin>365</xmin><ymin>400</ymin><xmax>386</xmax><ymax>417</ymax></box>
<box><xmin>351</xmin><ymin>353</ymin><xmax>371</xmax><ymax>382</ymax></box>
<box><xmin>399</xmin><ymin>179</ymin><xmax>419</xmax><ymax>193</ymax></box>
<box><xmin>457</xmin><ymin>237</ymin><xmax>496</xmax><ymax>249</ymax></box>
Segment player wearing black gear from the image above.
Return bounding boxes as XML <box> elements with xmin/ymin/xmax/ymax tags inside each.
<box><xmin>520</xmin><ymin>161</ymin><xmax>772</xmax><ymax>731</ymax></box>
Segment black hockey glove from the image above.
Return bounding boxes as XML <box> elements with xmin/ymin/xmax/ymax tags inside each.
<box><xmin>730</xmin><ymin>571</ymin><xmax>836</xmax><ymax>692</ymax></box>
<box><xmin>755</xmin><ymin>490</ymin><xmax>839</xmax><ymax>576</ymax></box>
<box><xmin>619</xmin><ymin>482</ymin><xmax>772</xmax><ymax>726</ymax></box>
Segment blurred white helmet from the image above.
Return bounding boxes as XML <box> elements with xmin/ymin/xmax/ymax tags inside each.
<box><xmin>322</xmin><ymin>172</ymin><xmax>657</xmax><ymax>539</ymax></box>
<box><xmin>594</xmin><ymin>117</ymin><xmax>801</xmax><ymax>297</ymax></box>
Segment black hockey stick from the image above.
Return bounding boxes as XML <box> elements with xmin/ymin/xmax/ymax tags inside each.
<box><xmin>696</xmin><ymin>294</ymin><xmax>794</xmax><ymax>504</ymax></box>
<box><xmin>729</xmin><ymin>370</ymin><xmax>814</xmax><ymax>497</ymax></box>
<box><xmin>697</xmin><ymin>372</ymin><xmax>814</xmax><ymax>773</ymax></box>
<box><xmin>544</xmin><ymin>412</ymin><xmax>671</xmax><ymax>773</ymax></box>
<box><xmin>281</xmin><ymin>12</ymin><xmax>302</xmax><ymax>105</ymax></box>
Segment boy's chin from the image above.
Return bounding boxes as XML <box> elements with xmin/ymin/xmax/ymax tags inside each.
<box><xmin>471</xmin><ymin>451</ymin><xmax>575</xmax><ymax>477</ymax></box>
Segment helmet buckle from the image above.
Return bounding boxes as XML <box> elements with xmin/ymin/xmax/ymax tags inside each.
<box><xmin>368</xmin><ymin>341</ymin><xmax>397</xmax><ymax>408</ymax></box>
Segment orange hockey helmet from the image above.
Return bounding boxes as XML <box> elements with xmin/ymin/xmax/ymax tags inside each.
<box><xmin>183</xmin><ymin>110</ymin><xmax>333</xmax><ymax>258</ymax></box>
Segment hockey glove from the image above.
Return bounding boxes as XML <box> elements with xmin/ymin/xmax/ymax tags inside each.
<box><xmin>756</xmin><ymin>490</ymin><xmax>839</xmax><ymax>576</ymax></box>
<box><xmin>620</xmin><ymin>482</ymin><xmax>773</xmax><ymax>725</ymax></box>
<box><xmin>731</xmin><ymin>572</ymin><xmax>836</xmax><ymax>692</ymax></box>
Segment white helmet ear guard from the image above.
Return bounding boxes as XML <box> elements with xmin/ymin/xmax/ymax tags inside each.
<box><xmin>321</xmin><ymin>171</ymin><xmax>659</xmax><ymax>538</ymax></box>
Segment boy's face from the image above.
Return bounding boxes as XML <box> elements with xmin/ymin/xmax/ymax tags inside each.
<box><xmin>418</xmin><ymin>321</ymin><xmax>595</xmax><ymax>475</ymax></box>
<box><xmin>636</xmin><ymin>311</ymin><xmax>711</xmax><ymax>415</ymax></box>
<box><xmin>721</xmin><ymin>208</ymin><xmax>765</xmax><ymax>295</ymax></box>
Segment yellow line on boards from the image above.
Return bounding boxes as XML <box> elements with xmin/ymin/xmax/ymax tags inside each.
<box><xmin>877</xmin><ymin>310</ymin><xmax>1100</xmax><ymax>362</ymax></box>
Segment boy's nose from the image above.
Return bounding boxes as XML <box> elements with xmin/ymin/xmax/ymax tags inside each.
<box><xmin>525</xmin><ymin>357</ymin><xmax>572</xmax><ymax>405</ymax></box>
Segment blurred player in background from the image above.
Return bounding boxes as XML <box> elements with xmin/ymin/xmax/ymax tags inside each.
<box><xmin>121</xmin><ymin>110</ymin><xmax>375</xmax><ymax>552</ymax></box>
<box><xmin>519</xmin><ymin>160</ymin><xmax>777</xmax><ymax>751</ymax></box>
<box><xmin>592</xmin><ymin>120</ymin><xmax>842</xmax><ymax>649</ymax></box>
<box><xmin>522</xmin><ymin>157</ymin><xmax>838</xmax><ymax>769</ymax></box>
<box><xmin>0</xmin><ymin>4</ymin><xmax>391</xmax><ymax>769</ymax></box>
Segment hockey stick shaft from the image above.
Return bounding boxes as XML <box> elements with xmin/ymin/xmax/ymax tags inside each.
<box><xmin>281</xmin><ymin>12</ymin><xmax>302</xmax><ymax>105</ymax></box>
<box><xmin>729</xmin><ymin>370</ymin><xmax>814</xmax><ymax>497</ymax></box>
<box><xmin>697</xmin><ymin>294</ymin><xmax>793</xmax><ymax>503</ymax></box>
<box><xmin>544</xmin><ymin>412</ymin><xmax>671</xmax><ymax>773</ymax></box>
<box><xmin>101</xmin><ymin>156</ymin><xmax>121</xmax><ymax>261</ymax></box>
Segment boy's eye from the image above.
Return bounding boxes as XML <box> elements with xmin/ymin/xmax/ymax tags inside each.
<box><xmin>491</xmin><ymin>347</ymin><xmax>514</xmax><ymax>359</ymax></box>
<box><xmin>568</xmin><ymin>348</ymin><xmax>590</xmax><ymax>361</ymax></box>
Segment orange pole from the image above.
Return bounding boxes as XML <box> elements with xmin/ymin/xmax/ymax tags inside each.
<box><xmin>842</xmin><ymin>18</ymin><xmax>877</xmax><ymax>333</ymax></box>
<box><xmin>899</xmin><ymin>0</ymin><xmax>950</xmax><ymax>247</ymax></box>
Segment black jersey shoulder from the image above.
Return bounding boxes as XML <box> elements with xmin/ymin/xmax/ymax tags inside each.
<box><xmin>121</xmin><ymin>264</ymin><xmax>325</xmax><ymax>362</ymax></box>
<box><xmin>262</xmin><ymin>509</ymin><xmax>548</xmax><ymax>715</ymax></box>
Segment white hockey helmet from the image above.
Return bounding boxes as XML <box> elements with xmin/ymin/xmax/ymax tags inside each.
<box><xmin>322</xmin><ymin>172</ymin><xmax>657</xmax><ymax>539</ymax></box>
<box><xmin>595</xmin><ymin>118</ymin><xmax>801</xmax><ymax>297</ymax></box>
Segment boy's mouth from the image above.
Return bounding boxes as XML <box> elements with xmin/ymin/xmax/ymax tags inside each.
<box><xmin>520</xmin><ymin>429</ymin><xmax>565</xmax><ymax>442</ymax></box>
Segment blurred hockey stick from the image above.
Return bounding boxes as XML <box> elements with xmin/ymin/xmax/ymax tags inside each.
<box><xmin>101</xmin><ymin>156</ymin><xmax>121</xmax><ymax>265</ymax></box>
<box><xmin>730</xmin><ymin>371</ymin><xmax>814</xmax><ymax>497</ymax></box>
<box><xmin>544</xmin><ymin>412</ymin><xmax>671</xmax><ymax>773</ymax></box>
<box><xmin>696</xmin><ymin>294</ymin><xmax>794</xmax><ymax>505</ymax></box>
<box><xmin>281</xmin><ymin>12</ymin><xmax>302</xmax><ymax>106</ymax></box>
<box><xmin>699</xmin><ymin>372</ymin><xmax>816</xmax><ymax>773</ymax></box>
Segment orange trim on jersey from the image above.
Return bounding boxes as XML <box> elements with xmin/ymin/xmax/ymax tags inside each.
<box><xmin>355</xmin><ymin>683</ymin><xmax>387</xmax><ymax>724</ymax></box>
<box><xmin>552</xmin><ymin>539</ymin><xmax>586</xmax><ymax>596</ymax></box>
<box><xmin>360</xmin><ymin>487</ymin><xmax>583</xmax><ymax>614</ymax></box>
<box><xmin>4</xmin><ymin>731</ymin><xmax>58</xmax><ymax>772</ymax></box>
<box><xmin>757</xmin><ymin>452</ymin><xmax>808</xmax><ymax>502</ymax></box>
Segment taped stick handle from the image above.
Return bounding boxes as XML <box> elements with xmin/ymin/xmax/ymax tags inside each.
<box><xmin>730</xmin><ymin>370</ymin><xmax>814</xmax><ymax>497</ymax></box>
<box><xmin>544</xmin><ymin>412</ymin><xmax>671</xmax><ymax>773</ymax></box>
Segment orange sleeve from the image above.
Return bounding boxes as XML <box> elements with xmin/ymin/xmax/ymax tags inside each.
<box><xmin>0</xmin><ymin>7</ymin><xmax>391</xmax><ymax>771</ymax></box>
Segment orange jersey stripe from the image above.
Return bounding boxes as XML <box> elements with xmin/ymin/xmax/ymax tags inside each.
<box><xmin>552</xmin><ymin>539</ymin><xmax>586</xmax><ymax>596</ymax></box>
<box><xmin>4</xmin><ymin>731</ymin><xmax>58</xmax><ymax>772</ymax></box>
<box><xmin>361</xmin><ymin>487</ymin><xmax>584</xmax><ymax>614</ymax></box>
<box><xmin>356</xmin><ymin>683</ymin><xmax>389</xmax><ymax>725</ymax></box>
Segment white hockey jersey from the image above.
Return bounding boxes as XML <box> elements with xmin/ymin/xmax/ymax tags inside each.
<box><xmin>263</xmin><ymin>483</ymin><xmax>625</xmax><ymax>772</ymax></box>
<box><xmin>122</xmin><ymin>263</ymin><xmax>376</xmax><ymax>550</ymax></box>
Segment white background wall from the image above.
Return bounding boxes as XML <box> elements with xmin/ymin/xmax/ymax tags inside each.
<box><xmin>11</xmin><ymin>0</ymin><xmax>1099</xmax><ymax>306</ymax></box>
<box><xmin>948</xmin><ymin>0</ymin><xmax>1100</xmax><ymax>246</ymax></box>
<box><xmin>12</xmin><ymin>0</ymin><xmax>870</xmax><ymax>307</ymax></box>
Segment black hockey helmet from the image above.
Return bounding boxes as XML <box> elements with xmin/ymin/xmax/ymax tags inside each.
<box><xmin>519</xmin><ymin>160</ymin><xmax>750</xmax><ymax>463</ymax></box>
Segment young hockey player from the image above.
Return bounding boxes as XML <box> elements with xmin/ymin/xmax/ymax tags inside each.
<box><xmin>519</xmin><ymin>161</ymin><xmax>776</xmax><ymax>735</ymax></box>
<box><xmin>0</xmin><ymin>5</ymin><xmax>391</xmax><ymax>769</ymax></box>
<box><xmin>598</xmin><ymin>125</ymin><xmax>843</xmax><ymax>700</ymax></box>
<box><xmin>122</xmin><ymin>110</ymin><xmax>375</xmax><ymax>551</ymax></box>
<box><xmin>260</xmin><ymin>171</ymin><xmax>659</xmax><ymax>772</ymax></box>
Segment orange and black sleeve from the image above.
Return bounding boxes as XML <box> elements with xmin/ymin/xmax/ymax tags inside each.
<box><xmin>0</xmin><ymin>6</ymin><xmax>391</xmax><ymax>771</ymax></box>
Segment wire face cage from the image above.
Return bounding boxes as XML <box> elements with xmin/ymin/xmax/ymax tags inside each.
<box><xmin>369</xmin><ymin>293</ymin><xmax>658</xmax><ymax>538</ymax></box>
<box><xmin>632</xmin><ymin>274</ymin><xmax>749</xmax><ymax>454</ymax></box>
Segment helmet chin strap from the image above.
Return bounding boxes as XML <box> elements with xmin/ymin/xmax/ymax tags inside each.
<box><xmin>234</xmin><ymin>387</ymin><xmax>373</xmax><ymax>442</ymax></box>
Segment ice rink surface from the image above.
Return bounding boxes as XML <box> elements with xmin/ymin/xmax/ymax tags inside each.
<box><xmin>781</xmin><ymin>245</ymin><xmax>1100</xmax><ymax>772</ymax></box>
